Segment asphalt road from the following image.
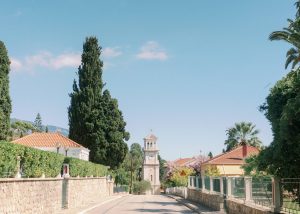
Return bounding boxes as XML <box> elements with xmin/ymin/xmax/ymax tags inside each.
<box><xmin>84</xmin><ymin>194</ymin><xmax>196</xmax><ymax>214</ymax></box>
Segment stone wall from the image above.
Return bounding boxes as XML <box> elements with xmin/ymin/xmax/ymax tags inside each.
<box><xmin>187</xmin><ymin>188</ymin><xmax>224</xmax><ymax>211</ymax></box>
<box><xmin>0</xmin><ymin>178</ymin><xmax>63</xmax><ymax>214</ymax></box>
<box><xmin>0</xmin><ymin>177</ymin><xmax>112</xmax><ymax>213</ymax></box>
<box><xmin>66</xmin><ymin>177</ymin><xmax>112</xmax><ymax>209</ymax></box>
<box><xmin>225</xmin><ymin>198</ymin><xmax>271</xmax><ymax>214</ymax></box>
<box><xmin>166</xmin><ymin>187</ymin><xmax>188</xmax><ymax>198</ymax></box>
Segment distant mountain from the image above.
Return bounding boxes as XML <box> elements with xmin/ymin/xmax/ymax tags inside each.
<box><xmin>11</xmin><ymin>118</ymin><xmax>69</xmax><ymax>136</ymax></box>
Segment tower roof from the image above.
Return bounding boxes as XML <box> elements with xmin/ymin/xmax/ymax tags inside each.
<box><xmin>144</xmin><ymin>134</ymin><xmax>158</xmax><ymax>141</ymax></box>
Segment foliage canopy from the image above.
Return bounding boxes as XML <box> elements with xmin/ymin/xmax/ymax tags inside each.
<box><xmin>68</xmin><ymin>37</ymin><xmax>129</xmax><ymax>168</ymax></box>
<box><xmin>0</xmin><ymin>41</ymin><xmax>12</xmax><ymax>140</ymax></box>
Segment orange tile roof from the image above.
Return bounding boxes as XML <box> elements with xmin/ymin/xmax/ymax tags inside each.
<box><xmin>12</xmin><ymin>132</ymin><xmax>86</xmax><ymax>149</ymax></box>
<box><xmin>173</xmin><ymin>158</ymin><xmax>195</xmax><ymax>167</ymax></box>
<box><xmin>202</xmin><ymin>145</ymin><xmax>259</xmax><ymax>165</ymax></box>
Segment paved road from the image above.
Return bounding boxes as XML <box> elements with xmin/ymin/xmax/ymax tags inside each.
<box><xmin>84</xmin><ymin>195</ymin><xmax>196</xmax><ymax>214</ymax></box>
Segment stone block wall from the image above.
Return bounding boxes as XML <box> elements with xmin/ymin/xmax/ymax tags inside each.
<box><xmin>0</xmin><ymin>177</ymin><xmax>112</xmax><ymax>213</ymax></box>
<box><xmin>225</xmin><ymin>199</ymin><xmax>271</xmax><ymax>214</ymax></box>
<box><xmin>66</xmin><ymin>177</ymin><xmax>109</xmax><ymax>209</ymax></box>
<box><xmin>187</xmin><ymin>188</ymin><xmax>224</xmax><ymax>211</ymax></box>
<box><xmin>0</xmin><ymin>178</ymin><xmax>63</xmax><ymax>214</ymax></box>
<box><xmin>166</xmin><ymin>187</ymin><xmax>187</xmax><ymax>198</ymax></box>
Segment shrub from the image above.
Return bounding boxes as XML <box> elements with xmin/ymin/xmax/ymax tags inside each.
<box><xmin>132</xmin><ymin>180</ymin><xmax>151</xmax><ymax>194</ymax></box>
<box><xmin>0</xmin><ymin>141</ymin><xmax>25</xmax><ymax>177</ymax></box>
<box><xmin>0</xmin><ymin>141</ymin><xmax>64</xmax><ymax>178</ymax></box>
<box><xmin>64</xmin><ymin>157</ymin><xmax>108</xmax><ymax>177</ymax></box>
<box><xmin>168</xmin><ymin>167</ymin><xmax>194</xmax><ymax>187</ymax></box>
<box><xmin>0</xmin><ymin>142</ymin><xmax>108</xmax><ymax>178</ymax></box>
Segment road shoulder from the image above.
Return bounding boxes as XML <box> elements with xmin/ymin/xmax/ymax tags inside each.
<box><xmin>58</xmin><ymin>194</ymin><xmax>129</xmax><ymax>214</ymax></box>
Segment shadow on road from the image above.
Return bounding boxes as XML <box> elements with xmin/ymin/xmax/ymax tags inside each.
<box><xmin>129</xmin><ymin>208</ymin><xmax>194</xmax><ymax>213</ymax></box>
<box><xmin>128</xmin><ymin>201</ymin><xmax>179</xmax><ymax>206</ymax></box>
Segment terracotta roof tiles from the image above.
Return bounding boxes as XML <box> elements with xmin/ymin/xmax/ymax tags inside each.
<box><xmin>202</xmin><ymin>145</ymin><xmax>259</xmax><ymax>165</ymax></box>
<box><xmin>12</xmin><ymin>132</ymin><xmax>86</xmax><ymax>149</ymax></box>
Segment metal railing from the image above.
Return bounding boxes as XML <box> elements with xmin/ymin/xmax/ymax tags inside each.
<box><xmin>230</xmin><ymin>177</ymin><xmax>245</xmax><ymax>199</ymax></box>
<box><xmin>281</xmin><ymin>178</ymin><xmax>300</xmax><ymax>213</ymax></box>
<box><xmin>188</xmin><ymin>175</ymin><xmax>273</xmax><ymax>208</ymax></box>
<box><xmin>252</xmin><ymin>177</ymin><xmax>272</xmax><ymax>207</ymax></box>
<box><xmin>113</xmin><ymin>185</ymin><xmax>129</xmax><ymax>193</ymax></box>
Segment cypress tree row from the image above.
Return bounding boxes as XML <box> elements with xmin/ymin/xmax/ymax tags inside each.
<box><xmin>0</xmin><ymin>41</ymin><xmax>12</xmax><ymax>140</ymax></box>
<box><xmin>68</xmin><ymin>37</ymin><xmax>129</xmax><ymax>168</ymax></box>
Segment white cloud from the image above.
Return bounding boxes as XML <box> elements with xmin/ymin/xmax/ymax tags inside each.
<box><xmin>136</xmin><ymin>41</ymin><xmax>168</xmax><ymax>61</ymax></box>
<box><xmin>10</xmin><ymin>46</ymin><xmax>122</xmax><ymax>73</ymax></box>
<box><xmin>11</xmin><ymin>51</ymin><xmax>81</xmax><ymax>72</ymax></box>
<box><xmin>10</xmin><ymin>58</ymin><xmax>23</xmax><ymax>71</ymax></box>
<box><xmin>51</xmin><ymin>53</ymin><xmax>81</xmax><ymax>69</ymax></box>
<box><xmin>102</xmin><ymin>47</ymin><xmax>122</xmax><ymax>58</ymax></box>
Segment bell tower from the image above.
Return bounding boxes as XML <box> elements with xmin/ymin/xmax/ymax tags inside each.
<box><xmin>142</xmin><ymin>133</ymin><xmax>160</xmax><ymax>194</ymax></box>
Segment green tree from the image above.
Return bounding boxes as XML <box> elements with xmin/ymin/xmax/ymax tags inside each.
<box><xmin>259</xmin><ymin>70</ymin><xmax>300</xmax><ymax>178</ymax></box>
<box><xmin>34</xmin><ymin>113</ymin><xmax>43</xmax><ymax>132</ymax></box>
<box><xmin>158</xmin><ymin>154</ymin><xmax>166</xmax><ymax>182</ymax></box>
<box><xmin>68</xmin><ymin>37</ymin><xmax>129</xmax><ymax>168</ymax></box>
<box><xmin>11</xmin><ymin>121</ymin><xmax>35</xmax><ymax>138</ymax></box>
<box><xmin>208</xmin><ymin>152</ymin><xmax>213</xmax><ymax>159</ymax></box>
<box><xmin>123</xmin><ymin>143</ymin><xmax>143</xmax><ymax>193</ymax></box>
<box><xmin>132</xmin><ymin>180</ymin><xmax>151</xmax><ymax>194</ymax></box>
<box><xmin>241</xmin><ymin>155</ymin><xmax>266</xmax><ymax>176</ymax></box>
<box><xmin>114</xmin><ymin>167</ymin><xmax>130</xmax><ymax>186</ymax></box>
<box><xmin>269</xmin><ymin>1</ymin><xmax>300</xmax><ymax>69</ymax></box>
<box><xmin>169</xmin><ymin>167</ymin><xmax>194</xmax><ymax>187</ymax></box>
<box><xmin>204</xmin><ymin>165</ymin><xmax>221</xmax><ymax>177</ymax></box>
<box><xmin>0</xmin><ymin>41</ymin><xmax>12</xmax><ymax>140</ymax></box>
<box><xmin>224</xmin><ymin>122</ymin><xmax>262</xmax><ymax>152</ymax></box>
<box><xmin>45</xmin><ymin>126</ymin><xmax>49</xmax><ymax>133</ymax></box>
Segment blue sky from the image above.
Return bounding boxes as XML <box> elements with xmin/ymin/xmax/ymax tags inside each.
<box><xmin>0</xmin><ymin>1</ymin><xmax>295</xmax><ymax>160</ymax></box>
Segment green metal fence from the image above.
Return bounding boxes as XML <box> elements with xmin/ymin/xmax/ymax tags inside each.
<box><xmin>281</xmin><ymin>178</ymin><xmax>300</xmax><ymax>214</ymax></box>
<box><xmin>252</xmin><ymin>177</ymin><xmax>272</xmax><ymax>207</ymax></box>
<box><xmin>213</xmin><ymin>177</ymin><xmax>221</xmax><ymax>192</ymax></box>
<box><xmin>230</xmin><ymin>177</ymin><xmax>245</xmax><ymax>199</ymax></box>
<box><xmin>204</xmin><ymin>176</ymin><xmax>210</xmax><ymax>191</ymax></box>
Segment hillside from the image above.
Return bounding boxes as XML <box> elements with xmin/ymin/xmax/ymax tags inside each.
<box><xmin>11</xmin><ymin>118</ymin><xmax>69</xmax><ymax>136</ymax></box>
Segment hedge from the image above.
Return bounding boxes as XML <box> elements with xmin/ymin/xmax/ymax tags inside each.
<box><xmin>64</xmin><ymin>157</ymin><xmax>108</xmax><ymax>177</ymax></box>
<box><xmin>0</xmin><ymin>141</ymin><xmax>108</xmax><ymax>178</ymax></box>
<box><xmin>0</xmin><ymin>141</ymin><xmax>64</xmax><ymax>178</ymax></box>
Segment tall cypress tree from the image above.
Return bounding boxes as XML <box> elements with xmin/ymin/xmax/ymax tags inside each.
<box><xmin>34</xmin><ymin>113</ymin><xmax>43</xmax><ymax>132</ymax></box>
<box><xmin>0</xmin><ymin>41</ymin><xmax>12</xmax><ymax>140</ymax></box>
<box><xmin>68</xmin><ymin>37</ymin><xmax>129</xmax><ymax>168</ymax></box>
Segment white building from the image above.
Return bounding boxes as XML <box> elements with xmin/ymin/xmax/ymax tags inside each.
<box><xmin>12</xmin><ymin>132</ymin><xmax>90</xmax><ymax>161</ymax></box>
<box><xmin>142</xmin><ymin>134</ymin><xmax>160</xmax><ymax>195</ymax></box>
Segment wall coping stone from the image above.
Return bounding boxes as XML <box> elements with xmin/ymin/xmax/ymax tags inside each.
<box><xmin>66</xmin><ymin>176</ymin><xmax>106</xmax><ymax>181</ymax></box>
<box><xmin>0</xmin><ymin>176</ymin><xmax>107</xmax><ymax>183</ymax></box>
<box><xmin>0</xmin><ymin>178</ymin><xmax>63</xmax><ymax>182</ymax></box>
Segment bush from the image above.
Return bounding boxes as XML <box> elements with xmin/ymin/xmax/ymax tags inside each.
<box><xmin>0</xmin><ymin>141</ymin><xmax>64</xmax><ymax>178</ymax></box>
<box><xmin>0</xmin><ymin>142</ymin><xmax>25</xmax><ymax>177</ymax></box>
<box><xmin>132</xmin><ymin>180</ymin><xmax>151</xmax><ymax>194</ymax></box>
<box><xmin>22</xmin><ymin>148</ymin><xmax>64</xmax><ymax>178</ymax></box>
<box><xmin>64</xmin><ymin>157</ymin><xmax>108</xmax><ymax>177</ymax></box>
<box><xmin>0</xmin><ymin>142</ymin><xmax>108</xmax><ymax>178</ymax></box>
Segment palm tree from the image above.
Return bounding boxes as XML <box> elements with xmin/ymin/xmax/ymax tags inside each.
<box><xmin>224</xmin><ymin>122</ymin><xmax>262</xmax><ymax>152</ymax></box>
<box><xmin>269</xmin><ymin>1</ymin><xmax>300</xmax><ymax>70</ymax></box>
